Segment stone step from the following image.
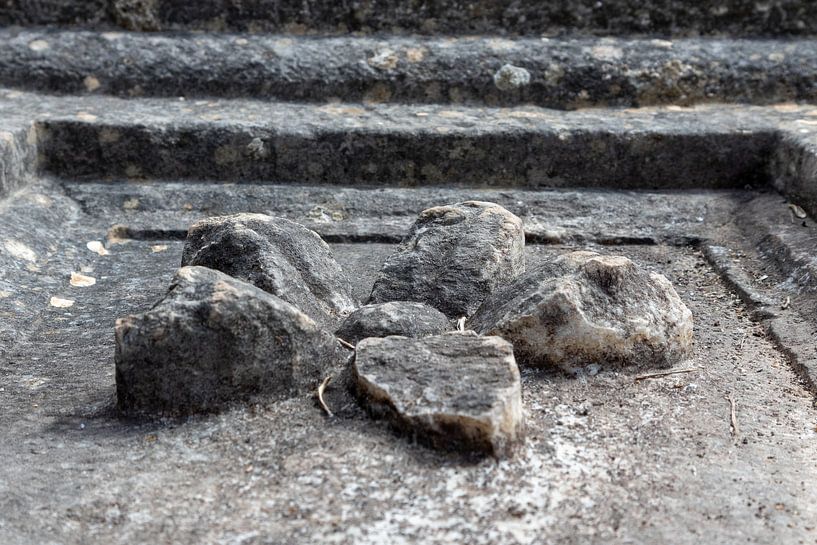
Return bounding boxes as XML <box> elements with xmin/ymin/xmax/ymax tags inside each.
<box><xmin>5</xmin><ymin>29</ymin><xmax>817</xmax><ymax>108</ymax></box>
<box><xmin>2</xmin><ymin>0</ymin><xmax>816</xmax><ymax>36</ymax></box>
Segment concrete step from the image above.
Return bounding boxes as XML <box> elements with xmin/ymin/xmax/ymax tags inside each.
<box><xmin>2</xmin><ymin>0</ymin><xmax>816</xmax><ymax>36</ymax></box>
<box><xmin>5</xmin><ymin>29</ymin><xmax>817</xmax><ymax>108</ymax></box>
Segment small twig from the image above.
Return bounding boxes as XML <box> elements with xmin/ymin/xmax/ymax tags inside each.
<box><xmin>337</xmin><ymin>337</ymin><xmax>355</xmax><ymax>350</ymax></box>
<box><xmin>738</xmin><ymin>331</ymin><xmax>747</xmax><ymax>350</ymax></box>
<box><xmin>634</xmin><ymin>367</ymin><xmax>701</xmax><ymax>382</ymax></box>
<box><xmin>456</xmin><ymin>317</ymin><xmax>466</xmax><ymax>332</ymax></box>
<box><xmin>726</xmin><ymin>395</ymin><xmax>738</xmax><ymax>438</ymax></box>
<box><xmin>317</xmin><ymin>375</ymin><xmax>334</xmax><ymax>417</ymax></box>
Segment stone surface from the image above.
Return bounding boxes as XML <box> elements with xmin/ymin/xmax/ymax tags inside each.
<box><xmin>5</xmin><ymin>31</ymin><xmax>817</xmax><ymax>109</ymax></box>
<box><xmin>369</xmin><ymin>201</ymin><xmax>525</xmax><ymax>318</ymax></box>
<box><xmin>181</xmin><ymin>213</ymin><xmax>357</xmax><ymax>329</ymax></box>
<box><xmin>115</xmin><ymin>265</ymin><xmax>346</xmax><ymax>416</ymax></box>
<box><xmin>335</xmin><ymin>301</ymin><xmax>450</xmax><ymax>344</ymax></box>
<box><xmin>469</xmin><ymin>251</ymin><xmax>693</xmax><ymax>371</ymax></box>
<box><xmin>353</xmin><ymin>332</ymin><xmax>523</xmax><ymax>457</ymax></box>
<box><xmin>3</xmin><ymin>0</ymin><xmax>817</xmax><ymax>36</ymax></box>
<box><xmin>493</xmin><ymin>64</ymin><xmax>530</xmax><ymax>91</ymax></box>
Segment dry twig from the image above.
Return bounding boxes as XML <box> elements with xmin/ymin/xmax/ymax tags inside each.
<box><xmin>317</xmin><ymin>375</ymin><xmax>334</xmax><ymax>417</ymax></box>
<box><xmin>337</xmin><ymin>337</ymin><xmax>355</xmax><ymax>350</ymax></box>
<box><xmin>634</xmin><ymin>367</ymin><xmax>701</xmax><ymax>382</ymax></box>
<box><xmin>457</xmin><ymin>317</ymin><xmax>466</xmax><ymax>332</ymax></box>
<box><xmin>726</xmin><ymin>395</ymin><xmax>738</xmax><ymax>438</ymax></box>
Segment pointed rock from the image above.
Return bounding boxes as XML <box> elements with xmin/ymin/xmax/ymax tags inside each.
<box><xmin>469</xmin><ymin>251</ymin><xmax>693</xmax><ymax>371</ymax></box>
<box><xmin>115</xmin><ymin>266</ymin><xmax>346</xmax><ymax>416</ymax></box>
<box><xmin>353</xmin><ymin>332</ymin><xmax>524</xmax><ymax>457</ymax></box>
<box><xmin>368</xmin><ymin>201</ymin><xmax>525</xmax><ymax>318</ymax></box>
<box><xmin>182</xmin><ymin>213</ymin><xmax>356</xmax><ymax>329</ymax></box>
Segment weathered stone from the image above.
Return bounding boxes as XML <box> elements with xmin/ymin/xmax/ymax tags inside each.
<box><xmin>115</xmin><ymin>266</ymin><xmax>346</xmax><ymax>416</ymax></box>
<box><xmin>368</xmin><ymin>201</ymin><xmax>525</xmax><ymax>318</ymax></box>
<box><xmin>181</xmin><ymin>213</ymin><xmax>357</xmax><ymax>329</ymax></box>
<box><xmin>493</xmin><ymin>64</ymin><xmax>531</xmax><ymax>91</ymax></box>
<box><xmin>335</xmin><ymin>301</ymin><xmax>450</xmax><ymax>344</ymax></box>
<box><xmin>469</xmin><ymin>251</ymin><xmax>693</xmax><ymax>371</ymax></box>
<box><xmin>353</xmin><ymin>332</ymin><xmax>524</xmax><ymax>457</ymax></box>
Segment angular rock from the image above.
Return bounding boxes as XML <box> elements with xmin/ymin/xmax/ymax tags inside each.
<box><xmin>353</xmin><ymin>332</ymin><xmax>524</xmax><ymax>457</ymax></box>
<box><xmin>115</xmin><ymin>266</ymin><xmax>346</xmax><ymax>416</ymax></box>
<box><xmin>469</xmin><ymin>251</ymin><xmax>694</xmax><ymax>371</ymax></box>
<box><xmin>335</xmin><ymin>301</ymin><xmax>451</xmax><ymax>344</ymax></box>
<box><xmin>181</xmin><ymin>213</ymin><xmax>357</xmax><ymax>329</ymax></box>
<box><xmin>368</xmin><ymin>201</ymin><xmax>525</xmax><ymax>318</ymax></box>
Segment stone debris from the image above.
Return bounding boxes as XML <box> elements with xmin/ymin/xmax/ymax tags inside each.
<box><xmin>493</xmin><ymin>64</ymin><xmax>531</xmax><ymax>91</ymax></box>
<box><xmin>335</xmin><ymin>301</ymin><xmax>451</xmax><ymax>344</ymax></box>
<box><xmin>369</xmin><ymin>201</ymin><xmax>525</xmax><ymax>318</ymax></box>
<box><xmin>182</xmin><ymin>213</ymin><xmax>357</xmax><ymax>329</ymax></box>
<box><xmin>353</xmin><ymin>332</ymin><xmax>524</xmax><ymax>457</ymax></box>
<box><xmin>115</xmin><ymin>266</ymin><xmax>346</xmax><ymax>416</ymax></box>
<box><xmin>469</xmin><ymin>251</ymin><xmax>693</xmax><ymax>371</ymax></box>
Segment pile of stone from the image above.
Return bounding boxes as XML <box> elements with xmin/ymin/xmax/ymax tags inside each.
<box><xmin>115</xmin><ymin>202</ymin><xmax>693</xmax><ymax>458</ymax></box>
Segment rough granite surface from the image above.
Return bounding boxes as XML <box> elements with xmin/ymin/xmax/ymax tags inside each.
<box><xmin>353</xmin><ymin>332</ymin><xmax>524</xmax><ymax>457</ymax></box>
<box><xmin>470</xmin><ymin>251</ymin><xmax>694</xmax><ymax>371</ymax></box>
<box><xmin>369</xmin><ymin>201</ymin><xmax>525</xmax><ymax>318</ymax></box>
<box><xmin>115</xmin><ymin>265</ymin><xmax>347</xmax><ymax>416</ymax></box>
<box><xmin>182</xmin><ymin>213</ymin><xmax>357</xmax><ymax>329</ymax></box>
<box><xmin>335</xmin><ymin>301</ymin><xmax>451</xmax><ymax>344</ymax></box>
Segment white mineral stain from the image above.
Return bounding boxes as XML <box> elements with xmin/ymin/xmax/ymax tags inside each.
<box><xmin>122</xmin><ymin>197</ymin><xmax>140</xmax><ymax>210</ymax></box>
<box><xmin>4</xmin><ymin>240</ymin><xmax>36</xmax><ymax>262</ymax></box>
<box><xmin>151</xmin><ymin>244</ymin><xmax>168</xmax><ymax>253</ymax></box>
<box><xmin>70</xmin><ymin>272</ymin><xmax>96</xmax><ymax>287</ymax></box>
<box><xmin>49</xmin><ymin>296</ymin><xmax>75</xmax><ymax>308</ymax></box>
<box><xmin>76</xmin><ymin>111</ymin><xmax>98</xmax><ymax>122</ymax></box>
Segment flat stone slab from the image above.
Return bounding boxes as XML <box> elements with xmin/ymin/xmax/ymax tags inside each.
<box><xmin>182</xmin><ymin>213</ymin><xmax>357</xmax><ymax>329</ymax></box>
<box><xmin>469</xmin><ymin>251</ymin><xmax>693</xmax><ymax>371</ymax></box>
<box><xmin>369</xmin><ymin>201</ymin><xmax>525</xmax><ymax>318</ymax></box>
<box><xmin>353</xmin><ymin>332</ymin><xmax>524</xmax><ymax>457</ymax></box>
<box><xmin>335</xmin><ymin>301</ymin><xmax>450</xmax><ymax>344</ymax></box>
<box><xmin>115</xmin><ymin>266</ymin><xmax>346</xmax><ymax>416</ymax></box>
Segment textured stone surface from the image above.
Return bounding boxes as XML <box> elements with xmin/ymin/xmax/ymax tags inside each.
<box><xmin>335</xmin><ymin>301</ymin><xmax>450</xmax><ymax>344</ymax></box>
<box><xmin>369</xmin><ymin>201</ymin><xmax>525</xmax><ymax>318</ymax></box>
<box><xmin>181</xmin><ymin>213</ymin><xmax>356</xmax><ymax>329</ymax></box>
<box><xmin>3</xmin><ymin>0</ymin><xmax>817</xmax><ymax>36</ymax></box>
<box><xmin>470</xmin><ymin>251</ymin><xmax>693</xmax><ymax>371</ymax></box>
<box><xmin>115</xmin><ymin>265</ymin><xmax>345</xmax><ymax>416</ymax></box>
<box><xmin>5</xmin><ymin>31</ymin><xmax>817</xmax><ymax>108</ymax></box>
<box><xmin>353</xmin><ymin>332</ymin><xmax>523</xmax><ymax>457</ymax></box>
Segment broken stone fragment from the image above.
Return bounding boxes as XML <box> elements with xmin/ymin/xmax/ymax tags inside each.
<box><xmin>115</xmin><ymin>266</ymin><xmax>346</xmax><ymax>416</ymax></box>
<box><xmin>353</xmin><ymin>332</ymin><xmax>524</xmax><ymax>457</ymax></box>
<box><xmin>493</xmin><ymin>64</ymin><xmax>531</xmax><ymax>91</ymax></box>
<box><xmin>335</xmin><ymin>301</ymin><xmax>451</xmax><ymax>344</ymax></box>
<box><xmin>181</xmin><ymin>213</ymin><xmax>357</xmax><ymax>329</ymax></box>
<box><xmin>469</xmin><ymin>251</ymin><xmax>694</xmax><ymax>371</ymax></box>
<box><xmin>368</xmin><ymin>201</ymin><xmax>525</xmax><ymax>318</ymax></box>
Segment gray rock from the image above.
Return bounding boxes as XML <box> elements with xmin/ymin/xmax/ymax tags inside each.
<box><xmin>181</xmin><ymin>213</ymin><xmax>357</xmax><ymax>329</ymax></box>
<box><xmin>368</xmin><ymin>201</ymin><xmax>525</xmax><ymax>318</ymax></box>
<box><xmin>115</xmin><ymin>266</ymin><xmax>346</xmax><ymax>416</ymax></box>
<box><xmin>493</xmin><ymin>64</ymin><xmax>531</xmax><ymax>91</ymax></box>
<box><xmin>335</xmin><ymin>301</ymin><xmax>450</xmax><ymax>344</ymax></box>
<box><xmin>353</xmin><ymin>332</ymin><xmax>524</xmax><ymax>457</ymax></box>
<box><xmin>469</xmin><ymin>251</ymin><xmax>694</xmax><ymax>371</ymax></box>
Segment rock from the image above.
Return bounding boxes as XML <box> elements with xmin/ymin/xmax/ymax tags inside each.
<box><xmin>115</xmin><ymin>266</ymin><xmax>346</xmax><ymax>416</ymax></box>
<box><xmin>353</xmin><ymin>332</ymin><xmax>524</xmax><ymax>457</ymax></box>
<box><xmin>181</xmin><ymin>213</ymin><xmax>357</xmax><ymax>329</ymax></box>
<box><xmin>493</xmin><ymin>64</ymin><xmax>531</xmax><ymax>91</ymax></box>
<box><xmin>469</xmin><ymin>251</ymin><xmax>694</xmax><ymax>371</ymax></box>
<box><xmin>368</xmin><ymin>201</ymin><xmax>525</xmax><ymax>318</ymax></box>
<box><xmin>335</xmin><ymin>301</ymin><xmax>451</xmax><ymax>344</ymax></box>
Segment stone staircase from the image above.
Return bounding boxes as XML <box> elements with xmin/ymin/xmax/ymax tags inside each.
<box><xmin>3</xmin><ymin>2</ymin><xmax>817</xmax><ymax>544</ymax></box>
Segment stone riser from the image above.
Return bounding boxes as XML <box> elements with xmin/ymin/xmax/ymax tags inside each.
<box><xmin>2</xmin><ymin>0</ymin><xmax>817</xmax><ymax>36</ymax></box>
